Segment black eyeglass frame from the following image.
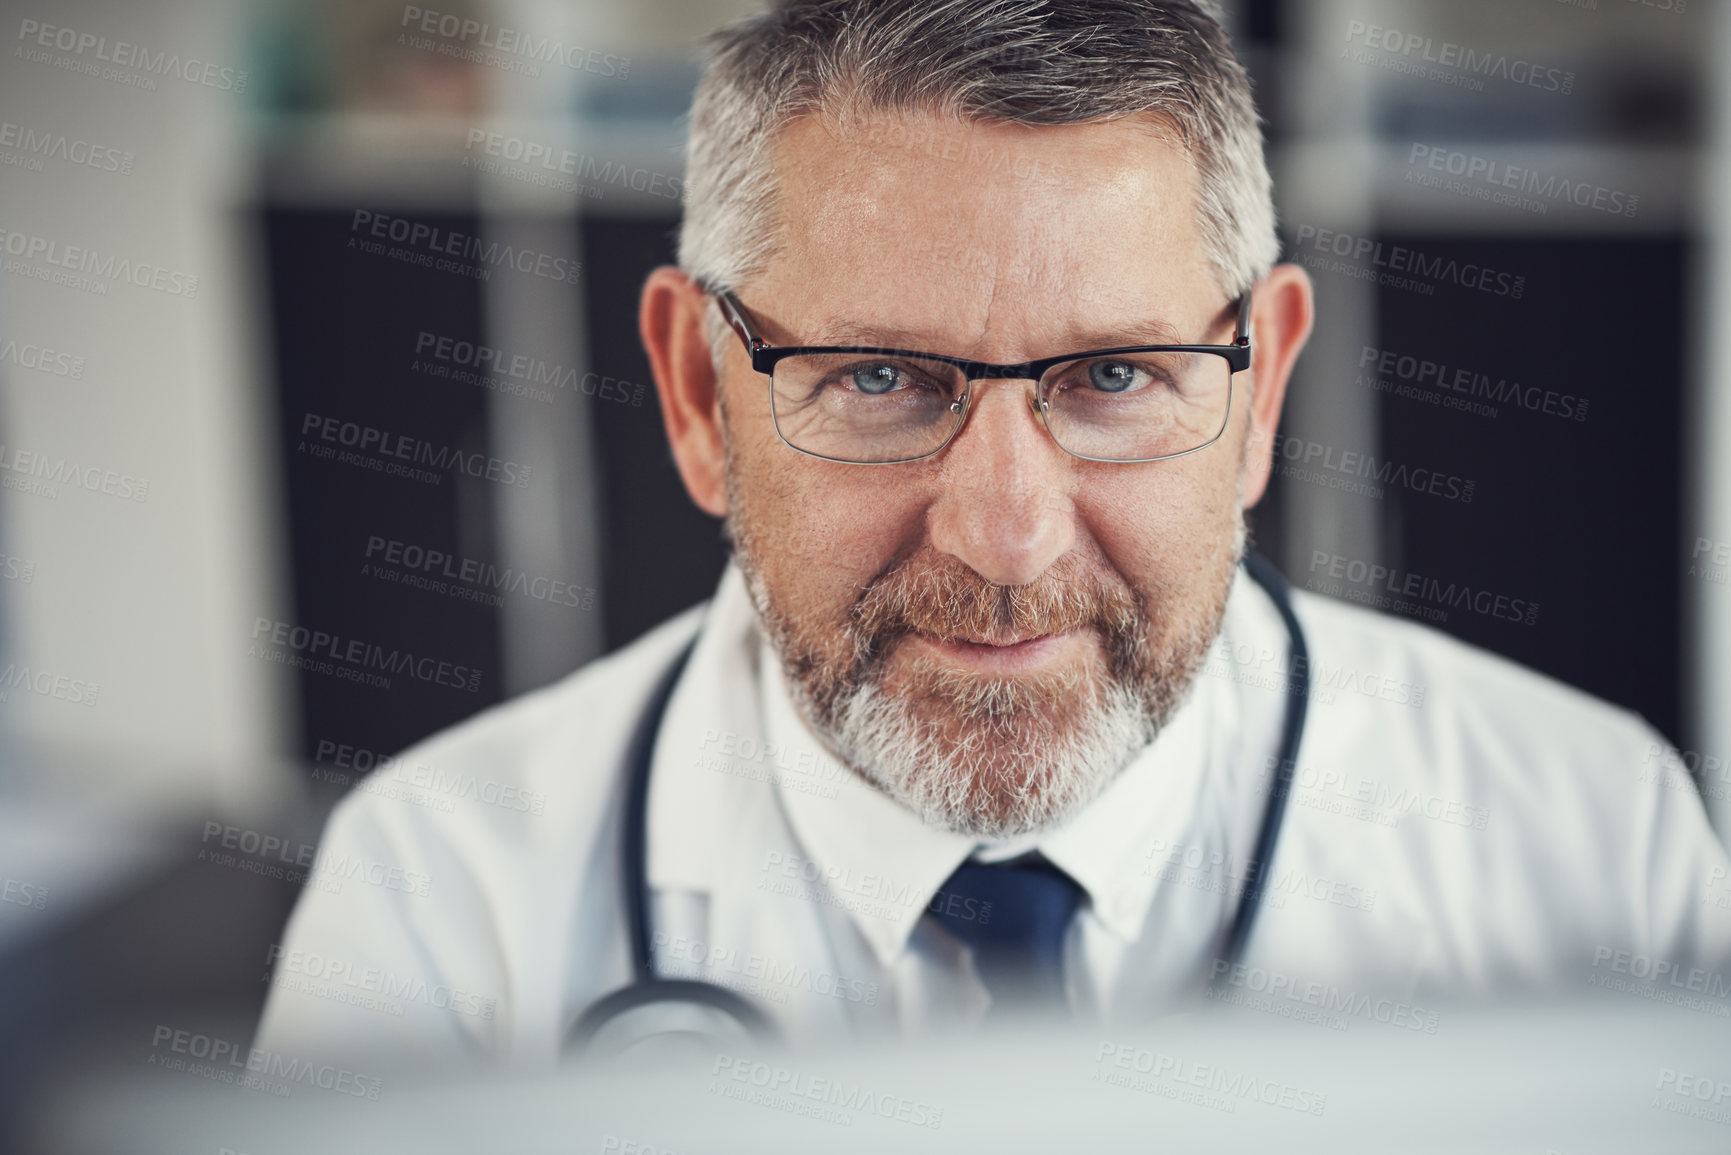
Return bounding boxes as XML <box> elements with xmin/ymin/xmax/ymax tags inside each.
<box><xmin>704</xmin><ymin>284</ymin><xmax>1254</xmax><ymax>465</ymax></box>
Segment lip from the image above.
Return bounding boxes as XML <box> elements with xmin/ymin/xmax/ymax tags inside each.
<box><xmin>906</xmin><ymin>628</ymin><xmax>1085</xmax><ymax>674</ymax></box>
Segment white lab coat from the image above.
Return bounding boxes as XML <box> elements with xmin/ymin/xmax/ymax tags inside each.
<box><xmin>255</xmin><ymin>562</ymin><xmax>1731</xmax><ymax>1069</ymax></box>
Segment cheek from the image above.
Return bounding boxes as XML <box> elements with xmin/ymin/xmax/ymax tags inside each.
<box><xmin>1082</xmin><ymin>454</ymin><xmax>1241</xmax><ymax>591</ymax></box>
<box><xmin>734</xmin><ymin>441</ymin><xmax>929</xmax><ymax>616</ymax></box>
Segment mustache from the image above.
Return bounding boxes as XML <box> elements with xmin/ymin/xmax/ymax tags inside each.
<box><xmin>846</xmin><ymin>551</ymin><xmax>1146</xmax><ymax>672</ymax></box>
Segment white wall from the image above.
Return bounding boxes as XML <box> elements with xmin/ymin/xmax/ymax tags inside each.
<box><xmin>0</xmin><ymin>0</ymin><xmax>294</xmax><ymax>813</ymax></box>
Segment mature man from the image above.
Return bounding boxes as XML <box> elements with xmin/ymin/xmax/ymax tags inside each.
<box><xmin>259</xmin><ymin>0</ymin><xmax>1731</xmax><ymax>1065</ymax></box>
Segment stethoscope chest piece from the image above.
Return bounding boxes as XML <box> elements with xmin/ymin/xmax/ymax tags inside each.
<box><xmin>565</xmin><ymin>978</ymin><xmax>783</xmax><ymax>1062</ymax></box>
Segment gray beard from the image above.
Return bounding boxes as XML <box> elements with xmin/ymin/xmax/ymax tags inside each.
<box><xmin>730</xmin><ymin>524</ymin><xmax>1242</xmax><ymax>840</ymax></box>
<box><xmin>822</xmin><ymin>658</ymin><xmax>1167</xmax><ymax>838</ymax></box>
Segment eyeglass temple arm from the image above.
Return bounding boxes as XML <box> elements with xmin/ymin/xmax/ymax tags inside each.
<box><xmin>707</xmin><ymin>286</ymin><xmax>767</xmax><ymax>353</ymax></box>
<box><xmin>1233</xmin><ymin>287</ymin><xmax>1254</xmax><ymax>346</ymax></box>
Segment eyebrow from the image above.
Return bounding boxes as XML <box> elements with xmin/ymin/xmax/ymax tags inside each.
<box><xmin>800</xmin><ymin>315</ymin><xmax>1194</xmax><ymax>356</ymax></box>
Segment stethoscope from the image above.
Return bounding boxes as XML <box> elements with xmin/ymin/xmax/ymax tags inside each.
<box><xmin>565</xmin><ymin>549</ymin><xmax>1309</xmax><ymax>1056</ymax></box>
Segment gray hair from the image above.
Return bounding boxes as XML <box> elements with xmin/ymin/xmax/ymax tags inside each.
<box><xmin>679</xmin><ymin>0</ymin><xmax>1278</xmax><ymax>318</ymax></box>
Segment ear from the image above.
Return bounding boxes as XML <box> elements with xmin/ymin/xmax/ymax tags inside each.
<box><xmin>1237</xmin><ymin>263</ymin><xmax>1315</xmax><ymax>509</ymax></box>
<box><xmin>640</xmin><ymin>266</ymin><xmax>729</xmax><ymax>517</ymax></box>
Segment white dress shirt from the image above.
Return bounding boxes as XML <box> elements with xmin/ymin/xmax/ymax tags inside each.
<box><xmin>255</xmin><ymin>561</ymin><xmax>1731</xmax><ymax>1068</ymax></box>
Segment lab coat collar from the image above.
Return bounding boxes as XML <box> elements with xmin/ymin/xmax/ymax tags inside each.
<box><xmin>644</xmin><ymin>564</ymin><xmax>777</xmax><ymax>895</ymax></box>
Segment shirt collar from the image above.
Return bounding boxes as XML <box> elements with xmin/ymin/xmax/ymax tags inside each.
<box><xmin>761</xmin><ymin>650</ymin><xmax>978</xmax><ymax>969</ymax></box>
<box><xmin>1041</xmin><ymin>565</ymin><xmax>1286</xmax><ymax>940</ymax></box>
<box><xmin>1037</xmin><ymin>680</ymin><xmax>1219</xmax><ymax>941</ymax></box>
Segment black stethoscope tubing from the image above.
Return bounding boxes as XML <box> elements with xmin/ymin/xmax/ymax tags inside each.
<box><xmin>568</xmin><ymin>550</ymin><xmax>1308</xmax><ymax>1049</ymax></box>
<box><xmin>1221</xmin><ymin>549</ymin><xmax>1309</xmax><ymax>966</ymax></box>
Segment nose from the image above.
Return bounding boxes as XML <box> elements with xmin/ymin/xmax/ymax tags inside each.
<box><xmin>926</xmin><ymin>380</ymin><xmax>1076</xmax><ymax>587</ymax></box>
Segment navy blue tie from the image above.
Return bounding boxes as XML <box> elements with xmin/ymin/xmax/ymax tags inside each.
<box><xmin>924</xmin><ymin>853</ymin><xmax>1085</xmax><ymax>1016</ymax></box>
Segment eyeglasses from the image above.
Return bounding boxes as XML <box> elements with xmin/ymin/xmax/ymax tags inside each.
<box><xmin>705</xmin><ymin>285</ymin><xmax>1252</xmax><ymax>465</ymax></box>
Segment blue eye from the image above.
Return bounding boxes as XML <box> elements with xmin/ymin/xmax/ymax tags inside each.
<box><xmin>850</xmin><ymin>364</ymin><xmax>902</xmax><ymax>395</ymax></box>
<box><xmin>1087</xmin><ymin>360</ymin><xmax>1141</xmax><ymax>393</ymax></box>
